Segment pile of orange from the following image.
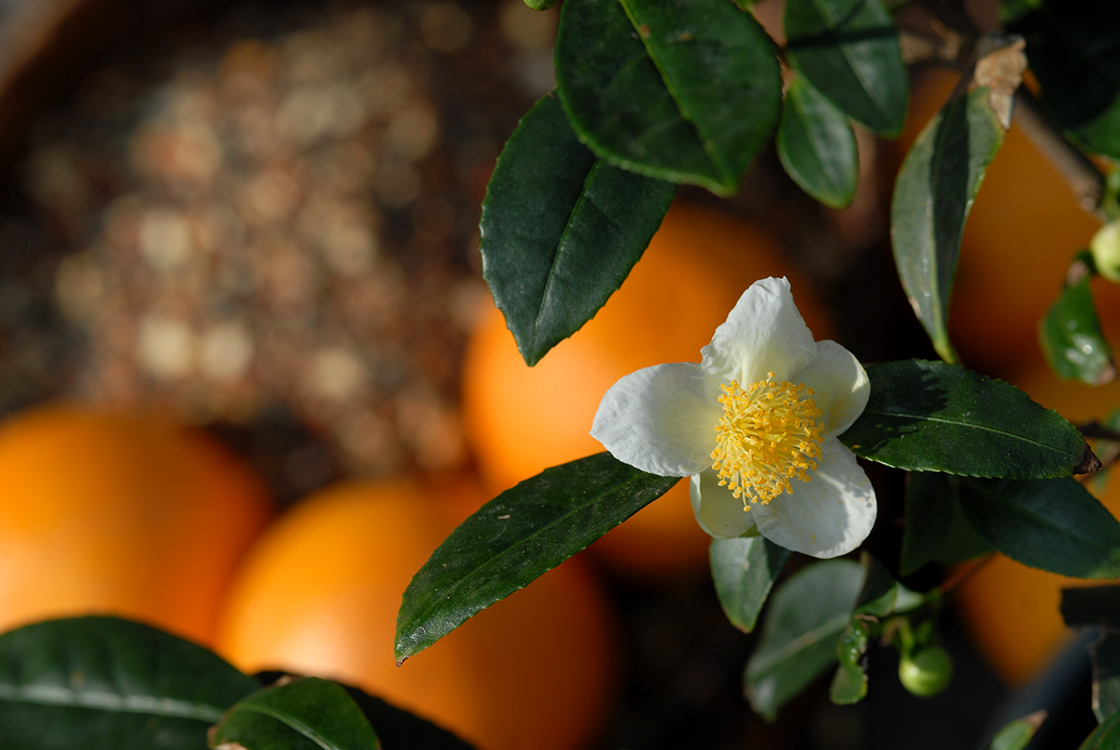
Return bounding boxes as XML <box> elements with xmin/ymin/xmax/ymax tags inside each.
<box><xmin>460</xmin><ymin>198</ymin><xmax>832</xmax><ymax>579</ymax></box>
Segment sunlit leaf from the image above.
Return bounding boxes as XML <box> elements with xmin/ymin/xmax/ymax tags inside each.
<box><xmin>555</xmin><ymin>0</ymin><xmax>781</xmax><ymax>194</ymax></box>
<box><xmin>987</xmin><ymin>711</ymin><xmax>1047</xmax><ymax>750</ymax></box>
<box><xmin>1040</xmin><ymin>264</ymin><xmax>1116</xmax><ymax>385</ymax></box>
<box><xmin>890</xmin><ymin>89</ymin><xmax>1005</xmax><ymax>364</ymax></box>
<box><xmin>784</xmin><ymin>0</ymin><xmax>908</xmax><ymax>136</ymax></box>
<box><xmin>395</xmin><ymin>453</ymin><xmax>678</xmax><ymax>661</ymax></box>
<box><xmin>840</xmin><ymin>360</ymin><xmax>1099</xmax><ymax>478</ymax></box>
<box><xmin>481</xmin><ymin>93</ymin><xmax>675</xmax><ymax>367</ymax></box>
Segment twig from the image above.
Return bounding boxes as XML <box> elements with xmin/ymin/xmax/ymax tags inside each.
<box><xmin>938</xmin><ymin>553</ymin><xmax>994</xmax><ymax>596</ymax></box>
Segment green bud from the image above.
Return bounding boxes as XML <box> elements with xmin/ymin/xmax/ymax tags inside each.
<box><xmin>523</xmin><ymin>0</ymin><xmax>557</xmax><ymax>10</ymax></box>
<box><xmin>1091</xmin><ymin>221</ymin><xmax>1120</xmax><ymax>282</ymax></box>
<box><xmin>898</xmin><ymin>645</ymin><xmax>952</xmax><ymax>697</ymax></box>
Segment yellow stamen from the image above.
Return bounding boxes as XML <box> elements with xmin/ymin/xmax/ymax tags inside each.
<box><xmin>709</xmin><ymin>372</ymin><xmax>823</xmax><ymax>510</ymax></box>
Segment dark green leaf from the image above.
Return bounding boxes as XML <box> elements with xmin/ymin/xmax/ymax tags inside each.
<box><xmin>901</xmin><ymin>472</ymin><xmax>955</xmax><ymax>576</ymax></box>
<box><xmin>1061</xmin><ymin>585</ymin><xmax>1120</xmax><ymax>722</ymax></box>
<box><xmin>210</xmin><ymin>677</ymin><xmax>379</xmax><ymax>750</ymax></box>
<box><xmin>854</xmin><ymin>552</ymin><xmax>898</xmax><ymax>618</ymax></box>
<box><xmin>988</xmin><ymin>712</ymin><xmax>1047</xmax><ymax>750</ymax></box>
<box><xmin>1008</xmin><ymin>2</ymin><xmax>1120</xmax><ymax>160</ymax></box>
<box><xmin>840</xmin><ymin>360</ymin><xmax>1099</xmax><ymax>478</ymax></box>
<box><xmin>1063</xmin><ymin>584</ymin><xmax>1120</xmax><ymax>628</ymax></box>
<box><xmin>554</xmin><ymin>0</ymin><xmax>781</xmax><ymax>195</ymax></box>
<box><xmin>1040</xmin><ymin>271</ymin><xmax>1116</xmax><ymax>385</ymax></box>
<box><xmin>480</xmin><ymin>93</ymin><xmax>676</xmax><ymax>366</ymax></box>
<box><xmin>342</xmin><ymin>686</ymin><xmax>478</xmax><ymax>750</ymax></box>
<box><xmin>0</xmin><ymin>616</ymin><xmax>258</xmax><ymax>750</ymax></box>
<box><xmin>709</xmin><ymin>536</ymin><xmax>792</xmax><ymax>633</ymax></box>
<box><xmin>776</xmin><ymin>75</ymin><xmax>859</xmax><ymax>208</ymax></box>
<box><xmin>745</xmin><ymin>559</ymin><xmax>864</xmax><ymax>720</ymax></box>
<box><xmin>890</xmin><ymin>89</ymin><xmax>1005</xmax><ymax>364</ymax></box>
<box><xmin>784</xmin><ymin>0</ymin><xmax>908</xmax><ymax>136</ymax></box>
<box><xmin>395</xmin><ymin>453</ymin><xmax>678</xmax><ymax>661</ymax></box>
<box><xmin>1081</xmin><ymin>705</ymin><xmax>1120</xmax><ymax>749</ymax></box>
<box><xmin>933</xmin><ymin>478</ymin><xmax>992</xmax><ymax>566</ymax></box>
<box><xmin>960</xmin><ymin>477</ymin><xmax>1120</xmax><ymax>578</ymax></box>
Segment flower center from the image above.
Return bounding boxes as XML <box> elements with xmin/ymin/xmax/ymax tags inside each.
<box><xmin>709</xmin><ymin>372</ymin><xmax>823</xmax><ymax>509</ymax></box>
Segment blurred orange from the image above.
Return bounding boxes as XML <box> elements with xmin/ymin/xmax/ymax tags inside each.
<box><xmin>461</xmin><ymin>198</ymin><xmax>832</xmax><ymax>579</ymax></box>
<box><xmin>0</xmin><ymin>404</ymin><xmax>272</xmax><ymax>645</ymax></box>
<box><xmin>215</xmin><ymin>477</ymin><xmax>616</xmax><ymax>750</ymax></box>
<box><xmin>890</xmin><ymin>67</ymin><xmax>1120</xmax><ymax>377</ymax></box>
<box><xmin>954</xmin><ymin>358</ymin><xmax>1120</xmax><ymax>684</ymax></box>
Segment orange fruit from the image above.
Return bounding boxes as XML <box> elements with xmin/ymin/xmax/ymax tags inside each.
<box><xmin>954</xmin><ymin>357</ymin><xmax>1120</xmax><ymax>684</ymax></box>
<box><xmin>462</xmin><ymin>198</ymin><xmax>832</xmax><ymax>578</ymax></box>
<box><xmin>891</xmin><ymin>67</ymin><xmax>1120</xmax><ymax>377</ymax></box>
<box><xmin>0</xmin><ymin>403</ymin><xmax>272</xmax><ymax>645</ymax></box>
<box><xmin>215</xmin><ymin>477</ymin><xmax>616</xmax><ymax>750</ymax></box>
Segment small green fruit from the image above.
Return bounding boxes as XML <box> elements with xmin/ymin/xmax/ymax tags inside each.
<box><xmin>523</xmin><ymin>0</ymin><xmax>557</xmax><ymax>10</ymax></box>
<box><xmin>898</xmin><ymin>645</ymin><xmax>952</xmax><ymax>697</ymax></box>
<box><xmin>1091</xmin><ymin>221</ymin><xmax>1120</xmax><ymax>282</ymax></box>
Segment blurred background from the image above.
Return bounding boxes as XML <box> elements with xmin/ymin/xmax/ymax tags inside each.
<box><xmin>0</xmin><ymin>0</ymin><xmax>1113</xmax><ymax>748</ymax></box>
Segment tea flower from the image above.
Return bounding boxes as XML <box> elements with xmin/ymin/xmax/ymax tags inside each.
<box><xmin>591</xmin><ymin>277</ymin><xmax>875</xmax><ymax>558</ymax></box>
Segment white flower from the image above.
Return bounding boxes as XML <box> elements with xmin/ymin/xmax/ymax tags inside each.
<box><xmin>591</xmin><ymin>277</ymin><xmax>875</xmax><ymax>558</ymax></box>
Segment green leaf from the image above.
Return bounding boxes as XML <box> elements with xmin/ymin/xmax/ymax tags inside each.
<box><xmin>1082</xmin><ymin>706</ymin><xmax>1120</xmax><ymax>750</ymax></box>
<box><xmin>395</xmin><ymin>453</ymin><xmax>678</xmax><ymax>661</ymax></box>
<box><xmin>709</xmin><ymin>536</ymin><xmax>792</xmax><ymax>633</ymax></box>
<box><xmin>341</xmin><ymin>685</ymin><xmax>478</xmax><ymax>750</ymax></box>
<box><xmin>1040</xmin><ymin>269</ymin><xmax>1116</xmax><ymax>385</ymax></box>
<box><xmin>784</xmin><ymin>0</ymin><xmax>908</xmax><ymax>136</ymax></box>
<box><xmin>1007</xmin><ymin>2</ymin><xmax>1120</xmax><ymax>160</ymax></box>
<box><xmin>829</xmin><ymin>661</ymin><xmax>867</xmax><ymax>705</ymax></box>
<box><xmin>776</xmin><ymin>74</ymin><xmax>859</xmax><ymax>208</ymax></box>
<box><xmin>839</xmin><ymin>360</ymin><xmax>1099</xmax><ymax>478</ymax></box>
<box><xmin>480</xmin><ymin>93</ymin><xmax>676</xmax><ymax>367</ymax></box>
<box><xmin>0</xmin><ymin>616</ymin><xmax>258</xmax><ymax>750</ymax></box>
<box><xmin>210</xmin><ymin>677</ymin><xmax>379</xmax><ymax>750</ymax></box>
<box><xmin>1061</xmin><ymin>585</ymin><xmax>1120</xmax><ymax>722</ymax></box>
<box><xmin>890</xmin><ymin>88</ymin><xmax>1005</xmax><ymax>364</ymax></box>
<box><xmin>900</xmin><ymin>472</ymin><xmax>955</xmax><ymax>576</ymax></box>
<box><xmin>960</xmin><ymin>477</ymin><xmax>1120</xmax><ymax>579</ymax></box>
<box><xmin>554</xmin><ymin>0</ymin><xmax>781</xmax><ymax>195</ymax></box>
<box><xmin>745</xmin><ymin>559</ymin><xmax>864</xmax><ymax>720</ymax></box>
<box><xmin>988</xmin><ymin>712</ymin><xmax>1047</xmax><ymax>750</ymax></box>
<box><xmin>853</xmin><ymin>552</ymin><xmax>898</xmax><ymax>618</ymax></box>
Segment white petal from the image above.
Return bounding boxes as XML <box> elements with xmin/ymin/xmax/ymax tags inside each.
<box><xmin>689</xmin><ymin>470</ymin><xmax>757</xmax><ymax>539</ymax></box>
<box><xmin>750</xmin><ymin>438</ymin><xmax>876</xmax><ymax>558</ymax></box>
<box><xmin>591</xmin><ymin>362</ymin><xmax>722</xmax><ymax>477</ymax></box>
<box><xmin>701</xmin><ymin>277</ymin><xmax>818</xmax><ymax>386</ymax></box>
<box><xmin>794</xmin><ymin>340</ymin><xmax>870</xmax><ymax>438</ymax></box>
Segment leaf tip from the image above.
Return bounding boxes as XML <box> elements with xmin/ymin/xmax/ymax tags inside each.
<box><xmin>1075</xmin><ymin>444</ymin><xmax>1103</xmax><ymax>475</ymax></box>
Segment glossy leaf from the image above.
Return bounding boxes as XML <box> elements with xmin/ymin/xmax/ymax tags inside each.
<box><xmin>776</xmin><ymin>75</ymin><xmax>859</xmax><ymax>208</ymax></box>
<box><xmin>745</xmin><ymin>559</ymin><xmax>864</xmax><ymax>720</ymax></box>
<box><xmin>1081</xmin><ymin>706</ymin><xmax>1120</xmax><ymax>750</ymax></box>
<box><xmin>0</xmin><ymin>616</ymin><xmax>258</xmax><ymax>750</ymax></box>
<box><xmin>784</xmin><ymin>0</ymin><xmax>908</xmax><ymax>136</ymax></box>
<box><xmin>988</xmin><ymin>712</ymin><xmax>1047</xmax><ymax>750</ymax></box>
<box><xmin>554</xmin><ymin>0</ymin><xmax>781</xmax><ymax>195</ymax></box>
<box><xmin>1061</xmin><ymin>585</ymin><xmax>1120</xmax><ymax>722</ymax></box>
<box><xmin>395</xmin><ymin>453</ymin><xmax>679</xmax><ymax>661</ymax></box>
<box><xmin>960</xmin><ymin>477</ymin><xmax>1120</xmax><ymax>579</ymax></box>
<box><xmin>480</xmin><ymin>93</ymin><xmax>676</xmax><ymax>366</ymax></box>
<box><xmin>839</xmin><ymin>360</ymin><xmax>1099</xmax><ymax>478</ymax></box>
<box><xmin>891</xmin><ymin>89</ymin><xmax>1005</xmax><ymax>364</ymax></box>
<box><xmin>1040</xmin><ymin>270</ymin><xmax>1116</xmax><ymax>385</ymax></box>
<box><xmin>709</xmin><ymin>536</ymin><xmax>792</xmax><ymax>633</ymax></box>
<box><xmin>1008</xmin><ymin>2</ymin><xmax>1120</xmax><ymax>160</ymax></box>
<box><xmin>210</xmin><ymin>677</ymin><xmax>379</xmax><ymax>750</ymax></box>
